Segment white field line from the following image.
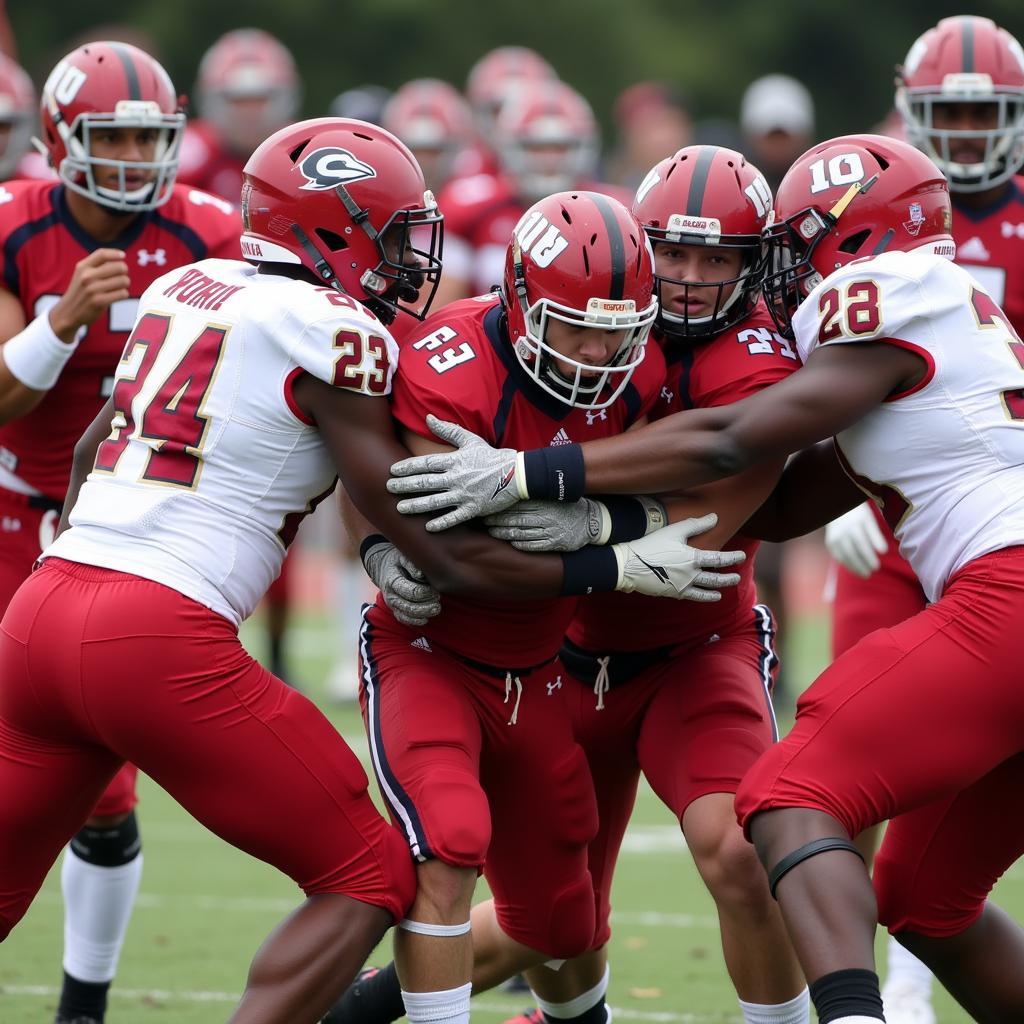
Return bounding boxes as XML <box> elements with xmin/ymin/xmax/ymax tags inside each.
<box><xmin>0</xmin><ymin>985</ymin><xmax>739</xmax><ymax>1022</ymax></box>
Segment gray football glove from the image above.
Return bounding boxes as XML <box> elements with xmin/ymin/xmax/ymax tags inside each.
<box><xmin>362</xmin><ymin>540</ymin><xmax>441</xmax><ymax>626</ymax></box>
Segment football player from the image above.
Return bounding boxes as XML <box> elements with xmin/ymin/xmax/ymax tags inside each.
<box><xmin>177</xmin><ymin>28</ymin><xmax>300</xmax><ymax>201</ymax></box>
<box><xmin>822</xmin><ymin>18</ymin><xmax>1024</xmax><ymax>1022</ymax></box>
<box><xmin>434</xmin><ymin>80</ymin><xmax>628</xmax><ymax>307</ymax></box>
<box><xmin>323</xmin><ymin>189</ymin><xmax>746</xmax><ymax>1024</ymax></box>
<box><xmin>0</xmin><ymin>119</ymin><xmax>741</xmax><ymax>1024</ymax></box>
<box><xmin>0</xmin><ymin>41</ymin><xmax>239</xmax><ymax>1024</ymax></box>
<box><xmin>387</xmin><ymin>132</ymin><xmax>1024</xmax><ymax>1023</ymax></box>
<box><xmin>328</xmin><ymin>147</ymin><xmax>809</xmax><ymax>1024</ymax></box>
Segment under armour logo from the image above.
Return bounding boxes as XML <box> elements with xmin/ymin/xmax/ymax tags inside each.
<box><xmin>299</xmin><ymin>147</ymin><xmax>377</xmax><ymax>191</ymax></box>
<box><xmin>585</xmin><ymin>409</ymin><xmax>608</xmax><ymax>426</ymax></box>
<box><xmin>546</xmin><ymin>676</ymin><xmax>563</xmax><ymax>696</ymax></box>
<box><xmin>138</xmin><ymin>248</ymin><xmax>167</xmax><ymax>267</ymax></box>
<box><xmin>660</xmin><ymin>386</ymin><xmax>674</xmax><ymax>403</ymax></box>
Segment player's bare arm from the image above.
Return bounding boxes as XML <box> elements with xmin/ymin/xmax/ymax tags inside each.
<box><xmin>56</xmin><ymin>397</ymin><xmax>116</xmax><ymax>539</ymax></box>
<box><xmin>742</xmin><ymin>441</ymin><xmax>865</xmax><ymax>542</ymax></box>
<box><xmin>296</xmin><ymin>372</ymin><xmax>743</xmax><ymax>601</ymax></box>
<box><xmin>0</xmin><ymin>249</ymin><xmax>129</xmax><ymax>424</ymax></box>
<box><xmin>389</xmin><ymin>341</ymin><xmax>926</xmax><ymax>525</ymax></box>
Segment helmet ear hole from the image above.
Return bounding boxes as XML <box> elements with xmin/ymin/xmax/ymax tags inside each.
<box><xmin>838</xmin><ymin>228</ymin><xmax>871</xmax><ymax>254</ymax></box>
<box><xmin>315</xmin><ymin>227</ymin><xmax>349</xmax><ymax>252</ymax></box>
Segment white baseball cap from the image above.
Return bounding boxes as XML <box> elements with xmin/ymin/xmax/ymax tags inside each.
<box><xmin>741</xmin><ymin>74</ymin><xmax>815</xmax><ymax>137</ymax></box>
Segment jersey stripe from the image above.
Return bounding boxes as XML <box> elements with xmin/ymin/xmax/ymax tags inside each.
<box><xmin>589</xmin><ymin>192</ymin><xmax>625</xmax><ymax>300</ymax></box>
<box><xmin>110</xmin><ymin>42</ymin><xmax>142</xmax><ymax>100</ymax></box>
<box><xmin>685</xmin><ymin>146</ymin><xmax>716</xmax><ymax>217</ymax></box>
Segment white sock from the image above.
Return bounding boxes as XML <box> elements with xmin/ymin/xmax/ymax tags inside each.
<box><xmin>533</xmin><ymin>964</ymin><xmax>610</xmax><ymax>1019</ymax></box>
<box><xmin>61</xmin><ymin>846</ymin><xmax>143</xmax><ymax>982</ymax></box>
<box><xmin>401</xmin><ymin>982</ymin><xmax>472</xmax><ymax>1024</ymax></box>
<box><xmin>884</xmin><ymin>934</ymin><xmax>933</xmax><ymax>993</ymax></box>
<box><xmin>738</xmin><ymin>986</ymin><xmax>810</xmax><ymax>1024</ymax></box>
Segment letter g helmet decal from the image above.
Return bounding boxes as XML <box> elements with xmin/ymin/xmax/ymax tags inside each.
<box><xmin>298</xmin><ymin>147</ymin><xmax>377</xmax><ymax>191</ymax></box>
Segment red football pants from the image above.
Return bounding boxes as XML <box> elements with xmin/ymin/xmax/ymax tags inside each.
<box><xmin>358</xmin><ymin>603</ymin><xmax>599</xmax><ymax>959</ymax></box>
<box><xmin>737</xmin><ymin>547</ymin><xmax>1024</xmax><ymax>937</ymax></box>
<box><xmin>0</xmin><ymin>559</ymin><xmax>414</xmax><ymax>940</ymax></box>
<box><xmin>0</xmin><ymin>487</ymin><xmax>137</xmax><ymax>818</ymax></box>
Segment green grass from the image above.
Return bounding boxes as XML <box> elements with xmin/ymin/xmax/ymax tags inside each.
<box><xmin>2</xmin><ymin>610</ymin><xmax>1016</xmax><ymax>1022</ymax></box>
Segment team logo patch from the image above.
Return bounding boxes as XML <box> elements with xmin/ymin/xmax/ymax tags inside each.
<box><xmin>298</xmin><ymin>147</ymin><xmax>377</xmax><ymax>191</ymax></box>
<box><xmin>903</xmin><ymin>202</ymin><xmax>924</xmax><ymax>237</ymax></box>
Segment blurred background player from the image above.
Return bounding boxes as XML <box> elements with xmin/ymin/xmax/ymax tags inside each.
<box><xmin>608</xmin><ymin>81</ymin><xmax>693</xmax><ymax>192</ymax></box>
<box><xmin>0</xmin><ymin>40</ymin><xmax>238</xmax><ymax>1023</ymax></box>
<box><xmin>0</xmin><ymin>50</ymin><xmax>35</xmax><ymax>179</ymax></box>
<box><xmin>736</xmin><ymin>73</ymin><xmax>817</xmax><ymax>700</ymax></box>
<box><xmin>822</xmin><ymin>15</ymin><xmax>1024</xmax><ymax>1024</ymax></box>
<box><xmin>464</xmin><ymin>44</ymin><xmax>557</xmax><ymax>175</ymax></box>
<box><xmin>178</xmin><ymin>28</ymin><xmax>300</xmax><ymax>202</ymax></box>
<box><xmin>435</xmin><ymin>79</ymin><xmax>624</xmax><ymax>306</ymax></box>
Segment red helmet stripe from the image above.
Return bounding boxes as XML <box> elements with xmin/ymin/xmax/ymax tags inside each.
<box><xmin>961</xmin><ymin>16</ymin><xmax>975</xmax><ymax>73</ymax></box>
<box><xmin>108</xmin><ymin>41</ymin><xmax>141</xmax><ymax>100</ymax></box>
<box><xmin>589</xmin><ymin>192</ymin><xmax>626</xmax><ymax>300</ymax></box>
<box><xmin>685</xmin><ymin>146</ymin><xmax>716</xmax><ymax>216</ymax></box>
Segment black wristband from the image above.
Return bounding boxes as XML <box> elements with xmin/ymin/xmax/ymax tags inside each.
<box><xmin>601</xmin><ymin>496</ymin><xmax>651</xmax><ymax>544</ymax></box>
<box><xmin>560</xmin><ymin>546</ymin><xmax>619</xmax><ymax>595</ymax></box>
<box><xmin>359</xmin><ymin>533</ymin><xmax>389</xmax><ymax>570</ymax></box>
<box><xmin>522</xmin><ymin>444</ymin><xmax>585</xmax><ymax>502</ymax></box>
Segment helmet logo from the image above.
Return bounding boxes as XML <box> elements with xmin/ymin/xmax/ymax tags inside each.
<box><xmin>298</xmin><ymin>147</ymin><xmax>377</xmax><ymax>191</ymax></box>
<box><xmin>903</xmin><ymin>202</ymin><xmax>925</xmax><ymax>236</ymax></box>
<box><xmin>513</xmin><ymin>209</ymin><xmax>568</xmax><ymax>268</ymax></box>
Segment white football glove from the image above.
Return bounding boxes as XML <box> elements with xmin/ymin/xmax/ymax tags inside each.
<box><xmin>612</xmin><ymin>514</ymin><xmax>745</xmax><ymax>601</ymax></box>
<box><xmin>362</xmin><ymin>540</ymin><xmax>441</xmax><ymax>626</ymax></box>
<box><xmin>486</xmin><ymin>498</ymin><xmax>606</xmax><ymax>552</ymax></box>
<box><xmin>824</xmin><ymin>502</ymin><xmax>888</xmax><ymax>579</ymax></box>
<box><xmin>387</xmin><ymin>415</ymin><xmax>525</xmax><ymax>531</ymax></box>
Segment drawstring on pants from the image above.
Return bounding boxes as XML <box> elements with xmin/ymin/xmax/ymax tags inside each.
<box><xmin>504</xmin><ymin>672</ymin><xmax>523</xmax><ymax>725</ymax></box>
<box><xmin>594</xmin><ymin>656</ymin><xmax>610</xmax><ymax>710</ymax></box>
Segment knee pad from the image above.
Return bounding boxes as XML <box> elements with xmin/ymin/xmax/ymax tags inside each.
<box><xmin>69</xmin><ymin>811</ymin><xmax>141</xmax><ymax>867</ymax></box>
<box><xmin>541</xmin><ymin>875</ymin><xmax>598</xmax><ymax>959</ymax></box>
<box><xmin>417</xmin><ymin>772</ymin><xmax>491</xmax><ymax>867</ymax></box>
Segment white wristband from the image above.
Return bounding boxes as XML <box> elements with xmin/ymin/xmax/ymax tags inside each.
<box><xmin>1</xmin><ymin>312</ymin><xmax>80</xmax><ymax>392</ymax></box>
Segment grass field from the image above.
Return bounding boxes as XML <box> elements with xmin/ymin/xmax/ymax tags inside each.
<box><xmin>2</xmin><ymin>604</ymin><xmax>1015</xmax><ymax>1023</ymax></box>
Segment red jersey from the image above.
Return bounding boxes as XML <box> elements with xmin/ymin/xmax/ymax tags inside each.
<box><xmin>387</xmin><ymin>294</ymin><xmax>666</xmax><ymax>666</ymax></box>
<box><xmin>177</xmin><ymin>120</ymin><xmax>247</xmax><ymax>202</ymax></box>
<box><xmin>568</xmin><ymin>304</ymin><xmax>800</xmax><ymax>653</ymax></box>
<box><xmin>0</xmin><ymin>180</ymin><xmax>240</xmax><ymax>500</ymax></box>
<box><xmin>952</xmin><ymin>175</ymin><xmax>1024</xmax><ymax>334</ymax></box>
<box><xmin>437</xmin><ymin>173</ymin><xmax>633</xmax><ymax>295</ymax></box>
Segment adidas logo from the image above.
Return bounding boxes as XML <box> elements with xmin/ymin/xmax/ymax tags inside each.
<box><xmin>410</xmin><ymin>636</ymin><xmax>433</xmax><ymax>652</ymax></box>
<box><xmin>958</xmin><ymin>236</ymin><xmax>990</xmax><ymax>262</ymax></box>
<box><xmin>550</xmin><ymin>428</ymin><xmax>572</xmax><ymax>446</ymax></box>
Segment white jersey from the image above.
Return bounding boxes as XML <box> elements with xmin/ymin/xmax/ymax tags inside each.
<box><xmin>47</xmin><ymin>259</ymin><xmax>398</xmax><ymax>625</ymax></box>
<box><xmin>794</xmin><ymin>248</ymin><xmax>1024</xmax><ymax>602</ymax></box>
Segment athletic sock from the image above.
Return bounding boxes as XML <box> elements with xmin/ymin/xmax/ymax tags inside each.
<box><xmin>401</xmin><ymin>982</ymin><xmax>472</xmax><ymax>1024</ymax></box>
<box><xmin>533</xmin><ymin>963</ymin><xmax>610</xmax><ymax>1024</ymax></box>
<box><xmin>809</xmin><ymin>969</ymin><xmax>884</xmax><ymax>1023</ymax></box>
<box><xmin>738</xmin><ymin>986</ymin><xmax>810</xmax><ymax>1023</ymax></box>
<box><xmin>323</xmin><ymin>962</ymin><xmax>405</xmax><ymax>1024</ymax></box>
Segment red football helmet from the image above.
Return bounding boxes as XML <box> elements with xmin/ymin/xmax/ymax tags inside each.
<box><xmin>0</xmin><ymin>53</ymin><xmax>35</xmax><ymax>180</ymax></box>
<box><xmin>383</xmin><ymin>79</ymin><xmax>474</xmax><ymax>192</ymax></box>
<box><xmin>197</xmin><ymin>29</ymin><xmax>300</xmax><ymax>157</ymax></box>
<box><xmin>763</xmin><ymin>134</ymin><xmax>953</xmax><ymax>338</ymax></box>
<box><xmin>38</xmin><ymin>41</ymin><xmax>183</xmax><ymax>212</ymax></box>
<box><xmin>896</xmin><ymin>16</ymin><xmax>1024</xmax><ymax>193</ymax></box>
<box><xmin>503</xmin><ymin>191</ymin><xmax>657</xmax><ymax>409</ymax></box>
<box><xmin>632</xmin><ymin>145</ymin><xmax>771</xmax><ymax>341</ymax></box>
<box><xmin>240</xmin><ymin>118</ymin><xmax>443</xmax><ymax>325</ymax></box>
<box><xmin>495</xmin><ymin>80</ymin><xmax>598</xmax><ymax>203</ymax></box>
